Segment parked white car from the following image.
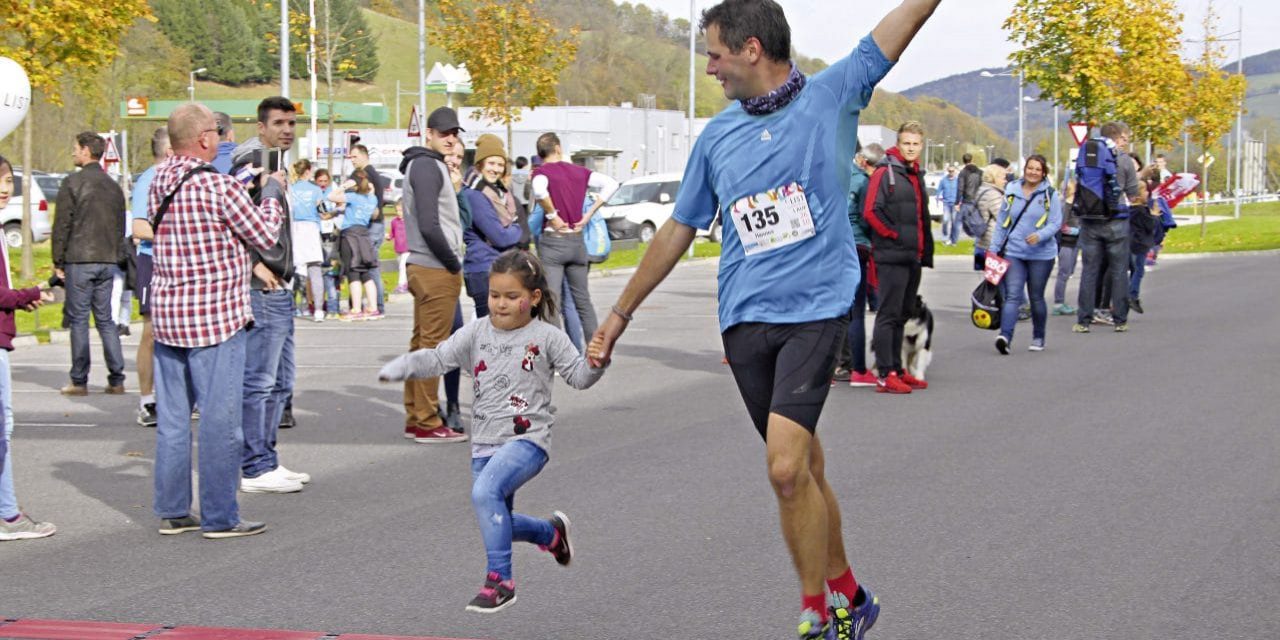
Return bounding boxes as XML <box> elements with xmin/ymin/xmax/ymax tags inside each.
<box><xmin>2</xmin><ymin>169</ymin><xmax>54</xmax><ymax>248</ymax></box>
<box><xmin>599</xmin><ymin>172</ymin><xmax>722</xmax><ymax>244</ymax></box>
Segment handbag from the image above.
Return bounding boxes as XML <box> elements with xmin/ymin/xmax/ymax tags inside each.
<box><xmin>584</xmin><ymin>213</ymin><xmax>611</xmax><ymax>263</ymax></box>
<box><xmin>970</xmin><ymin>279</ymin><xmax>1002</xmax><ymax>330</ymax></box>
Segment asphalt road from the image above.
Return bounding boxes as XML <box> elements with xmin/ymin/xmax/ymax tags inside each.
<box><xmin>1</xmin><ymin>252</ymin><xmax>1277</xmax><ymax>640</ymax></box>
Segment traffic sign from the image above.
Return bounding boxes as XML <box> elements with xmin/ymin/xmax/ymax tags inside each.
<box><xmin>407</xmin><ymin>104</ymin><xmax>421</xmax><ymax>138</ymax></box>
<box><xmin>101</xmin><ymin>135</ymin><xmax>120</xmax><ymax>164</ymax></box>
<box><xmin>1069</xmin><ymin>122</ymin><xmax>1090</xmax><ymax>146</ymax></box>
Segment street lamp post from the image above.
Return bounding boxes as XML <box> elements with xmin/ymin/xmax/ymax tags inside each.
<box><xmin>188</xmin><ymin>67</ymin><xmax>207</xmax><ymax>102</ymax></box>
<box><xmin>980</xmin><ymin>69</ymin><xmax>1025</xmax><ymax>168</ymax></box>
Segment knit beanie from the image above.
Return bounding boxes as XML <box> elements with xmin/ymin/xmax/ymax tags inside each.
<box><xmin>473</xmin><ymin>134</ymin><xmax>508</xmax><ymax>169</ymax></box>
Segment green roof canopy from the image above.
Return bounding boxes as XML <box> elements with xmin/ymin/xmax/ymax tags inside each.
<box><xmin>120</xmin><ymin>99</ymin><xmax>388</xmax><ymax>125</ymax></box>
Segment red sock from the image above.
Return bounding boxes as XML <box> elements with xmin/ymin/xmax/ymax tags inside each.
<box><xmin>826</xmin><ymin>567</ymin><xmax>859</xmax><ymax>609</ymax></box>
<box><xmin>802</xmin><ymin>593</ymin><xmax>828</xmax><ymax>620</ymax></box>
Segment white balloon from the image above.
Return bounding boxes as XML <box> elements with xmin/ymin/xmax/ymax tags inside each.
<box><xmin>0</xmin><ymin>57</ymin><xmax>32</xmax><ymax>142</ymax></box>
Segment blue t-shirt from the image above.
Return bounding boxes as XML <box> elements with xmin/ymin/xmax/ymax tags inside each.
<box><xmin>342</xmin><ymin>192</ymin><xmax>377</xmax><ymax>230</ymax></box>
<box><xmin>130</xmin><ymin>165</ymin><xmax>157</xmax><ymax>256</ymax></box>
<box><xmin>672</xmin><ymin>34</ymin><xmax>894</xmax><ymax>331</ymax></box>
<box><xmin>938</xmin><ymin>175</ymin><xmax>959</xmax><ymax>204</ymax></box>
<box><xmin>290</xmin><ymin>181</ymin><xmax>323</xmax><ymax>223</ymax></box>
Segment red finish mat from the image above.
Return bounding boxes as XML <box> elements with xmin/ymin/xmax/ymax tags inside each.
<box><xmin>0</xmin><ymin>619</ymin><xmax>483</xmax><ymax>640</ymax></box>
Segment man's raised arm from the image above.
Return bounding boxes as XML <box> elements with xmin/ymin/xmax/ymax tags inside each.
<box><xmin>871</xmin><ymin>0</ymin><xmax>941</xmax><ymax>62</ymax></box>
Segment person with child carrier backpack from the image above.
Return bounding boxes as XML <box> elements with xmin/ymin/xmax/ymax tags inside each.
<box><xmin>1072</xmin><ymin>122</ymin><xmax>1138</xmax><ymax>334</ymax></box>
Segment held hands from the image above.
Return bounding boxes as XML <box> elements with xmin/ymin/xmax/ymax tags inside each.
<box><xmin>587</xmin><ymin>312</ymin><xmax>628</xmax><ymax>368</ymax></box>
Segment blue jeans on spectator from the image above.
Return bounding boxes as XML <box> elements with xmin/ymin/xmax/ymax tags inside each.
<box><xmin>470</xmin><ymin>439</ymin><xmax>555</xmax><ymax>581</ymax></box>
<box><xmin>1053</xmin><ymin>244</ymin><xmax>1080</xmax><ymax>305</ymax></box>
<box><xmin>153</xmin><ymin>330</ymin><xmax>248</xmax><ymax>532</ymax></box>
<box><xmin>64</xmin><ymin>263</ymin><xmax>125</xmax><ymax>387</ymax></box>
<box><xmin>561</xmin><ymin>278</ymin><xmax>584</xmax><ymax>352</ymax></box>
<box><xmin>941</xmin><ymin>202</ymin><xmax>960</xmax><ymax>244</ymax></box>
<box><xmin>1000</xmin><ymin>257</ymin><xmax>1054</xmax><ymax>343</ymax></box>
<box><xmin>369</xmin><ymin>219</ymin><xmax>386</xmax><ymax>313</ymax></box>
<box><xmin>323</xmin><ymin>271</ymin><xmax>340</xmax><ymax>314</ymax></box>
<box><xmin>838</xmin><ymin>246</ymin><xmax>871</xmax><ymax>373</ymax></box>
<box><xmin>1129</xmin><ymin>252</ymin><xmax>1146</xmax><ymax>300</ymax></box>
<box><xmin>465</xmin><ymin>271</ymin><xmax>490</xmax><ymax>318</ymax></box>
<box><xmin>0</xmin><ymin>350</ymin><xmax>17</xmax><ymax>519</ymax></box>
<box><xmin>241</xmin><ymin>290</ymin><xmax>295</xmax><ymax>478</ymax></box>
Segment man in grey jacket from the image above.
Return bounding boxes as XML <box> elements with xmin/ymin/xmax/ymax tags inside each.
<box><xmin>52</xmin><ymin>131</ymin><xmax>126</xmax><ymax>396</ymax></box>
<box><xmin>397</xmin><ymin>107</ymin><xmax>467</xmax><ymax>444</ymax></box>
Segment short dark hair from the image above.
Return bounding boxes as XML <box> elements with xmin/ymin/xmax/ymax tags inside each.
<box><xmin>1100</xmin><ymin>122</ymin><xmax>1129</xmax><ymax>140</ymax></box>
<box><xmin>962</xmin><ymin>153</ymin><xmax>973</xmax><ymax>164</ymax></box>
<box><xmin>76</xmin><ymin>131</ymin><xmax>105</xmax><ymax>160</ymax></box>
<box><xmin>491</xmin><ymin>249</ymin><xmax>557</xmax><ymax>320</ymax></box>
<box><xmin>991</xmin><ymin>157</ymin><xmax>1011</xmax><ymax>169</ymax></box>
<box><xmin>516</xmin><ymin>156</ymin><xmax>528</xmax><ymax>169</ymax></box>
<box><xmin>257</xmin><ymin>96</ymin><xmax>296</xmax><ymax>123</ymax></box>
<box><xmin>700</xmin><ymin>0</ymin><xmax>791</xmax><ymax>63</ymax></box>
<box><xmin>1024</xmin><ymin>154</ymin><xmax>1050</xmax><ymax>178</ymax></box>
<box><xmin>351</xmin><ymin>143</ymin><xmax>369</xmax><ymax>157</ymax></box>
<box><xmin>536</xmin><ymin>133</ymin><xmax>560</xmax><ymax>159</ymax></box>
<box><xmin>214</xmin><ymin>112</ymin><xmax>233</xmax><ymax>140</ymax></box>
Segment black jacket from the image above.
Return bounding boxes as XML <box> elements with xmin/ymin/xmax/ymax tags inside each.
<box><xmin>958</xmin><ymin>163</ymin><xmax>982</xmax><ymax>205</ymax></box>
<box><xmin>51</xmin><ymin>163</ymin><xmax>125</xmax><ymax>267</ymax></box>
<box><xmin>865</xmin><ymin>147</ymin><xmax>934</xmax><ymax>268</ymax></box>
<box><xmin>230</xmin><ymin>138</ymin><xmax>293</xmax><ymax>289</ymax></box>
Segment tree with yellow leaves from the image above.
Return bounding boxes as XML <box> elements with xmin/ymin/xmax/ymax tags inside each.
<box><xmin>0</xmin><ymin>0</ymin><xmax>152</xmax><ymax>277</ymax></box>
<box><xmin>435</xmin><ymin>0</ymin><xmax>580</xmax><ymax>153</ymax></box>
<box><xmin>1004</xmin><ymin>0</ymin><xmax>1188</xmax><ymax>146</ymax></box>
<box><xmin>1184</xmin><ymin>3</ymin><xmax>1247</xmax><ymax>237</ymax></box>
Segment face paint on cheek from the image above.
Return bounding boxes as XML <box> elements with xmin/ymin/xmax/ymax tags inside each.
<box><xmin>519</xmin><ymin>299</ymin><xmax>530</xmax><ymax>314</ymax></box>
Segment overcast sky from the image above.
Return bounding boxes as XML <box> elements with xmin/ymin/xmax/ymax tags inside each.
<box><xmin>639</xmin><ymin>0</ymin><xmax>1278</xmax><ymax>92</ymax></box>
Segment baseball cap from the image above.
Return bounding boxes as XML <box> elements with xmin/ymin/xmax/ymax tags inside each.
<box><xmin>427</xmin><ymin>107</ymin><xmax>464</xmax><ymax>133</ymax></box>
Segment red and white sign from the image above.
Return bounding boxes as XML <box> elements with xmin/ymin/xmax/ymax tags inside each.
<box><xmin>983</xmin><ymin>253</ymin><xmax>1010</xmax><ymax>285</ymax></box>
<box><xmin>100</xmin><ymin>134</ymin><xmax>120</xmax><ymax>165</ymax></box>
<box><xmin>1152</xmin><ymin>172</ymin><xmax>1201</xmax><ymax>209</ymax></box>
<box><xmin>407</xmin><ymin>104</ymin><xmax>421</xmax><ymax>138</ymax></box>
<box><xmin>1069</xmin><ymin>122</ymin><xmax>1090</xmax><ymax>147</ymax></box>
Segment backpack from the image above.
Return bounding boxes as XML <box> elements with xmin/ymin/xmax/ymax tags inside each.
<box><xmin>970</xmin><ymin>279</ymin><xmax>1002</xmax><ymax>331</ymax></box>
<box><xmin>1072</xmin><ymin>138</ymin><xmax>1121</xmax><ymax>221</ymax></box>
<box><xmin>959</xmin><ymin>201</ymin><xmax>984</xmax><ymax>238</ymax></box>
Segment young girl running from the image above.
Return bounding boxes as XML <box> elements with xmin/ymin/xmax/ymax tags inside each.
<box><xmin>378</xmin><ymin>249</ymin><xmax>606</xmax><ymax>613</ymax></box>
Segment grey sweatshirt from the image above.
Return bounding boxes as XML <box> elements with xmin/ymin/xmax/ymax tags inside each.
<box><xmin>379</xmin><ymin>318</ymin><xmax>605</xmax><ymax>453</ymax></box>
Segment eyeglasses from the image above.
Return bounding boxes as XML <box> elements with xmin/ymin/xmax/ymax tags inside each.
<box><xmin>201</xmin><ymin>123</ymin><xmax>225</xmax><ymax>137</ymax></box>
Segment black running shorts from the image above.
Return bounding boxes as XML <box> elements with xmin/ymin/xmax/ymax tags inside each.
<box><xmin>721</xmin><ymin>314</ymin><xmax>848</xmax><ymax>440</ymax></box>
<box><xmin>134</xmin><ymin>252</ymin><xmax>153</xmax><ymax>317</ymax></box>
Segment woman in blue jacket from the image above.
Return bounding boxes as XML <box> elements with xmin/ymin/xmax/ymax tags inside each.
<box><xmin>462</xmin><ymin>134</ymin><xmax>523</xmax><ymax>318</ymax></box>
<box><xmin>990</xmin><ymin>155</ymin><xmax>1062</xmax><ymax>354</ymax></box>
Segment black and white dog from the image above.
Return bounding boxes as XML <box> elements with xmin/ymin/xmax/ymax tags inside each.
<box><xmin>902</xmin><ymin>295</ymin><xmax>934</xmax><ymax>381</ymax></box>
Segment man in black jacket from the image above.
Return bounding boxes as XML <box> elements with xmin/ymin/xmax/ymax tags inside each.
<box><xmin>52</xmin><ymin>131</ymin><xmax>126</xmax><ymax>396</ymax></box>
<box><xmin>229</xmin><ymin>97</ymin><xmax>310</xmax><ymax>493</ymax></box>
<box><xmin>865</xmin><ymin>121</ymin><xmax>934</xmax><ymax>395</ymax></box>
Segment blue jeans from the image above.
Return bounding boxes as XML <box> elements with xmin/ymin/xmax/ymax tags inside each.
<box><xmin>64</xmin><ymin>262</ymin><xmax>125</xmax><ymax>386</ymax></box>
<box><xmin>366</xmin><ymin>218</ymin><xmax>384</xmax><ymax>313</ymax></box>
<box><xmin>1129</xmin><ymin>253</ymin><xmax>1146</xmax><ymax>299</ymax></box>
<box><xmin>241</xmin><ymin>290</ymin><xmax>295</xmax><ymax>478</ymax></box>
<box><xmin>941</xmin><ymin>202</ymin><xmax>959</xmax><ymax>243</ymax></box>
<box><xmin>1000</xmin><ymin>257</ymin><xmax>1054</xmax><ymax>342</ymax></box>
<box><xmin>1053</xmin><ymin>244</ymin><xmax>1080</xmax><ymax>305</ymax></box>
<box><xmin>839</xmin><ymin>246</ymin><xmax>870</xmax><ymax>373</ymax></box>
<box><xmin>153</xmin><ymin>330</ymin><xmax>248</xmax><ymax>531</ymax></box>
<box><xmin>323</xmin><ymin>272</ymin><xmax>340</xmax><ymax>314</ymax></box>
<box><xmin>561</xmin><ymin>279</ymin><xmax>584</xmax><ymax>352</ymax></box>
<box><xmin>464</xmin><ymin>270</ymin><xmax>490</xmax><ymax>318</ymax></box>
<box><xmin>0</xmin><ymin>350</ymin><xmax>17</xmax><ymax>519</ymax></box>
<box><xmin>470</xmin><ymin>439</ymin><xmax>555</xmax><ymax>580</ymax></box>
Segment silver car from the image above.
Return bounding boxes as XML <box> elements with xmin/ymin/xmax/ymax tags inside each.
<box><xmin>2</xmin><ymin>169</ymin><xmax>54</xmax><ymax>248</ymax></box>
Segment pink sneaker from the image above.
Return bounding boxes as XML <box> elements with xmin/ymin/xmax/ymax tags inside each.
<box><xmin>363</xmin><ymin>310</ymin><xmax>385</xmax><ymax>321</ymax></box>
<box><xmin>849</xmin><ymin>370</ymin><xmax>878</xmax><ymax>388</ymax></box>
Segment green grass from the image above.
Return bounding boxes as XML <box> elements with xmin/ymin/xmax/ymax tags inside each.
<box><xmin>593</xmin><ymin>238</ymin><xmax>722</xmax><ymax>272</ymax></box>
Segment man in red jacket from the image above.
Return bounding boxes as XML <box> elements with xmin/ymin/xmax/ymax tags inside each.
<box><xmin>865</xmin><ymin>121</ymin><xmax>934</xmax><ymax>394</ymax></box>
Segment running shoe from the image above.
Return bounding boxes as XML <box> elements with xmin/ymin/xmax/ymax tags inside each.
<box><xmin>1114</xmin><ymin>323</ymin><xmax>1129</xmax><ymax>333</ymax></box>
<box><xmin>797</xmin><ymin>608</ymin><xmax>830</xmax><ymax>640</ymax></box>
<box><xmin>995</xmin><ymin>335</ymin><xmax>1010</xmax><ymax>354</ymax></box>
<box><xmin>1072</xmin><ymin>323</ymin><xmax>1091</xmax><ymax>334</ymax></box>
<box><xmin>0</xmin><ymin>513</ymin><xmax>57</xmax><ymax>541</ymax></box>
<box><xmin>201</xmin><ymin>520</ymin><xmax>267</xmax><ymax>539</ymax></box>
<box><xmin>364</xmin><ymin>310</ymin><xmax>385</xmax><ymax>321</ymax></box>
<box><xmin>466</xmin><ymin>572</ymin><xmax>516</xmax><ymax>613</ymax></box>
<box><xmin>1128</xmin><ymin>298</ymin><xmax>1144</xmax><ymax>314</ymax></box>
<box><xmin>1092</xmin><ymin>309</ymin><xmax>1115</xmax><ymax>325</ymax></box>
<box><xmin>831</xmin><ymin>367</ymin><xmax>852</xmax><ymax>387</ymax></box>
<box><xmin>849</xmin><ymin>370</ymin><xmax>877</xmax><ymax>388</ymax></box>
<box><xmin>158</xmin><ymin>515</ymin><xmax>201</xmax><ymax>535</ymax></box>
<box><xmin>1018</xmin><ymin>305</ymin><xmax>1031</xmax><ymax>321</ymax></box>
<box><xmin>830</xmin><ymin>587</ymin><xmax>880</xmax><ymax>640</ymax></box>
<box><xmin>1052</xmin><ymin>303</ymin><xmax>1075</xmax><ymax>316</ymax></box>
<box><xmin>540</xmin><ymin>511</ymin><xmax>573</xmax><ymax>566</ymax></box>
<box><xmin>1028</xmin><ymin>338</ymin><xmax>1045</xmax><ymax>352</ymax></box>
<box><xmin>899</xmin><ymin>372</ymin><xmax>928</xmax><ymax>390</ymax></box>
<box><xmin>875</xmin><ymin>372</ymin><xmax>912</xmax><ymax>394</ymax></box>
<box><xmin>337</xmin><ymin>312</ymin><xmax>361</xmax><ymax>322</ymax></box>
<box><xmin>137</xmin><ymin>403</ymin><xmax>157</xmax><ymax>428</ymax></box>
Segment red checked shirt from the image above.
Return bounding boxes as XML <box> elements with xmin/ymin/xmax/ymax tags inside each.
<box><xmin>147</xmin><ymin>155</ymin><xmax>283</xmax><ymax>348</ymax></box>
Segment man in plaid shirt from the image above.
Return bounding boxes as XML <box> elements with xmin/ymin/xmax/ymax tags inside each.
<box><xmin>147</xmin><ymin>103</ymin><xmax>284</xmax><ymax>539</ymax></box>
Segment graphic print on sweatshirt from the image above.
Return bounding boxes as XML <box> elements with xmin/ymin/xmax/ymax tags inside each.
<box><xmin>521</xmin><ymin>344</ymin><xmax>542</xmax><ymax>372</ymax></box>
<box><xmin>509</xmin><ymin>394</ymin><xmax>529</xmax><ymax>412</ymax></box>
<box><xmin>473</xmin><ymin>360</ymin><xmax>487</xmax><ymax>397</ymax></box>
<box><xmin>513</xmin><ymin>415</ymin><xmax>531</xmax><ymax>435</ymax></box>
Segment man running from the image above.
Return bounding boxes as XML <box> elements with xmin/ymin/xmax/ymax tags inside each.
<box><xmin>589</xmin><ymin>1</ymin><xmax>938</xmax><ymax>638</ymax></box>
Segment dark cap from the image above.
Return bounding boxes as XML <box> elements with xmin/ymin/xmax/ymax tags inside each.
<box><xmin>427</xmin><ymin>107</ymin><xmax>464</xmax><ymax>133</ymax></box>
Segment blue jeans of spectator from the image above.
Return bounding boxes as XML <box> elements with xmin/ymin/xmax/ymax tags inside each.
<box><xmin>241</xmin><ymin>290</ymin><xmax>295</xmax><ymax>478</ymax></box>
<box><xmin>368</xmin><ymin>220</ymin><xmax>386</xmax><ymax>313</ymax></box>
<box><xmin>941</xmin><ymin>202</ymin><xmax>960</xmax><ymax>244</ymax></box>
<box><xmin>561</xmin><ymin>278</ymin><xmax>584</xmax><ymax>351</ymax></box>
<box><xmin>323</xmin><ymin>272</ymin><xmax>340</xmax><ymax>314</ymax></box>
<box><xmin>1129</xmin><ymin>252</ymin><xmax>1146</xmax><ymax>300</ymax></box>
<box><xmin>838</xmin><ymin>246</ymin><xmax>871</xmax><ymax>373</ymax></box>
<box><xmin>1053</xmin><ymin>244</ymin><xmax>1080</xmax><ymax>305</ymax></box>
<box><xmin>1076</xmin><ymin>218</ymin><xmax>1131</xmax><ymax>325</ymax></box>
<box><xmin>153</xmin><ymin>330</ymin><xmax>247</xmax><ymax>532</ymax></box>
<box><xmin>0</xmin><ymin>350</ymin><xmax>17</xmax><ymax>519</ymax></box>
<box><xmin>464</xmin><ymin>271</ymin><xmax>490</xmax><ymax>319</ymax></box>
<box><xmin>64</xmin><ymin>262</ymin><xmax>125</xmax><ymax>387</ymax></box>
<box><xmin>470</xmin><ymin>439</ymin><xmax>555</xmax><ymax>581</ymax></box>
<box><xmin>1000</xmin><ymin>257</ymin><xmax>1054</xmax><ymax>343</ymax></box>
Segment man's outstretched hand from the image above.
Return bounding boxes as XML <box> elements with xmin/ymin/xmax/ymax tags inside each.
<box><xmin>588</xmin><ymin>312</ymin><xmax>627</xmax><ymax>368</ymax></box>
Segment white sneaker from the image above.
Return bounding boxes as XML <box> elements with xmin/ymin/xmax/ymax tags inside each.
<box><xmin>277</xmin><ymin>465</ymin><xmax>311</xmax><ymax>484</ymax></box>
<box><xmin>313</xmin><ymin>310</ymin><xmax>325</xmax><ymax>323</ymax></box>
<box><xmin>240</xmin><ymin>468</ymin><xmax>304</xmax><ymax>494</ymax></box>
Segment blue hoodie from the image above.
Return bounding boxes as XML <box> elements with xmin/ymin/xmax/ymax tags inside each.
<box><xmin>212</xmin><ymin>141</ymin><xmax>238</xmax><ymax>174</ymax></box>
<box><xmin>991</xmin><ymin>179</ymin><xmax>1061</xmax><ymax>261</ymax></box>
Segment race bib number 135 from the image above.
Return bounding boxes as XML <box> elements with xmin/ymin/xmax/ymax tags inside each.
<box><xmin>730</xmin><ymin>182</ymin><xmax>816</xmax><ymax>256</ymax></box>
